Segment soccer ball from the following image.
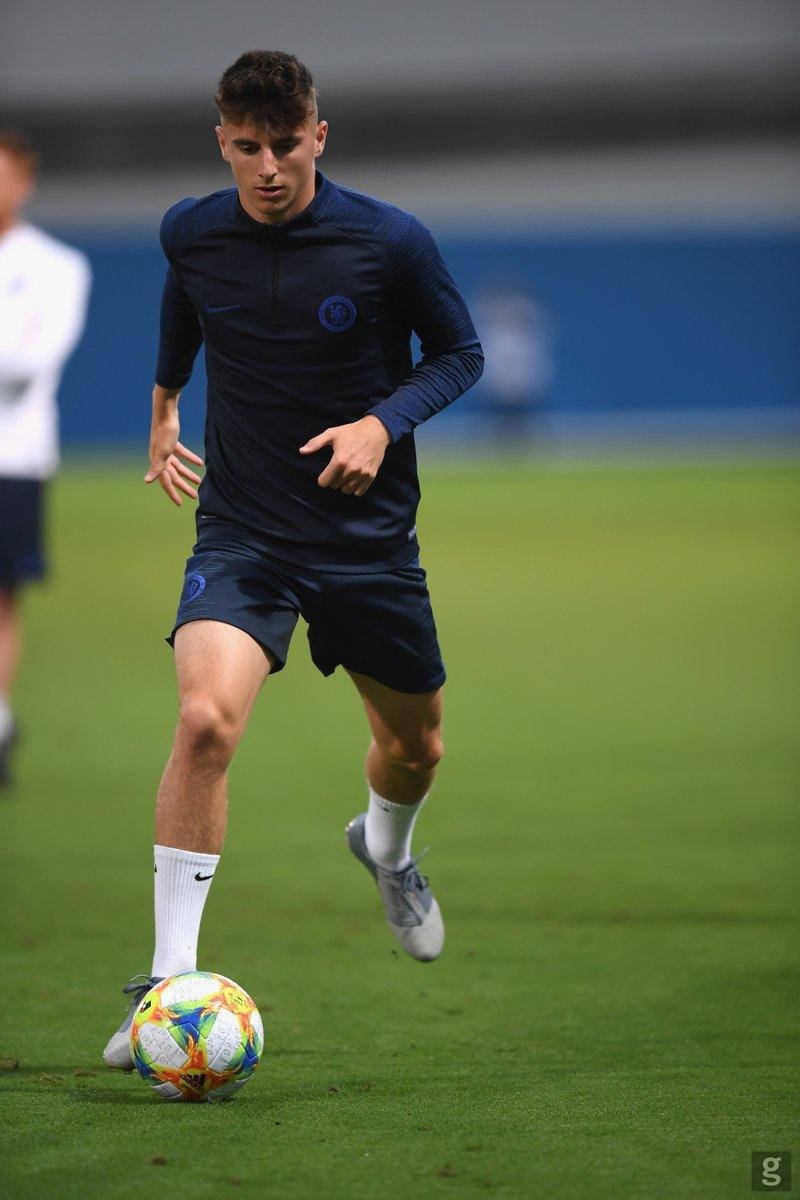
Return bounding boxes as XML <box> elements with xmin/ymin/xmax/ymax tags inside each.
<box><xmin>130</xmin><ymin>971</ymin><xmax>264</xmax><ymax>1101</ymax></box>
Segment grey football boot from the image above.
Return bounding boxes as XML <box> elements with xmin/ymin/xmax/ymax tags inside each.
<box><xmin>346</xmin><ymin>813</ymin><xmax>444</xmax><ymax>962</ymax></box>
<box><xmin>102</xmin><ymin>975</ymin><xmax>162</xmax><ymax>1069</ymax></box>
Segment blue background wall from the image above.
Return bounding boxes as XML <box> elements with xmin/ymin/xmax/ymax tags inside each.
<box><xmin>56</xmin><ymin>227</ymin><xmax>800</xmax><ymax>448</ymax></box>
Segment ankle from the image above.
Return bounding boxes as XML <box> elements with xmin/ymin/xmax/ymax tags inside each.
<box><xmin>364</xmin><ymin>786</ymin><xmax>429</xmax><ymax>871</ymax></box>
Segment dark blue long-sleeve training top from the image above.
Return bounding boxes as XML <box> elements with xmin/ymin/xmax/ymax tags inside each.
<box><xmin>155</xmin><ymin>169</ymin><xmax>484</xmax><ymax>571</ymax></box>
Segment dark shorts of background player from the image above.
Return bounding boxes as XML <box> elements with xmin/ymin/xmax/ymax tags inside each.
<box><xmin>0</xmin><ymin>478</ymin><xmax>47</xmax><ymax>590</ymax></box>
<box><xmin>167</xmin><ymin>534</ymin><xmax>446</xmax><ymax>695</ymax></box>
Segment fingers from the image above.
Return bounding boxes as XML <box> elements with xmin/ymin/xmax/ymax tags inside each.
<box><xmin>170</xmin><ymin>473</ymin><xmax>198</xmax><ymax>500</ymax></box>
<box><xmin>165</xmin><ymin>456</ymin><xmax>198</xmax><ymax>499</ymax></box>
<box><xmin>317</xmin><ymin>460</ymin><xmax>345</xmax><ymax>489</ymax></box>
<box><xmin>145</xmin><ymin>429</ymin><xmax>202</xmax><ymax>507</ymax></box>
<box><xmin>300</xmin><ymin>425</ymin><xmax>380</xmax><ymax>495</ymax></box>
<box><xmin>144</xmin><ymin>458</ymin><xmax>168</xmax><ymax>483</ymax></box>
<box><xmin>158</xmin><ymin>466</ymin><xmax>183</xmax><ymax>507</ymax></box>
<box><xmin>299</xmin><ymin>429</ymin><xmax>334</xmax><ymax>455</ymax></box>
<box><xmin>175</xmin><ymin>442</ymin><xmax>204</xmax><ymax>467</ymax></box>
<box><xmin>341</xmin><ymin>476</ymin><xmax>371</xmax><ymax>496</ymax></box>
<box><xmin>172</xmin><ymin>458</ymin><xmax>202</xmax><ymax>486</ymax></box>
<box><xmin>318</xmin><ymin>462</ymin><xmax>375</xmax><ymax>494</ymax></box>
<box><xmin>161</xmin><ymin>466</ymin><xmax>196</xmax><ymax>503</ymax></box>
<box><xmin>145</xmin><ymin>455</ymin><xmax>199</xmax><ymax>505</ymax></box>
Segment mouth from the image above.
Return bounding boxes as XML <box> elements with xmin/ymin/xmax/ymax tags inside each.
<box><xmin>256</xmin><ymin>185</ymin><xmax>284</xmax><ymax>199</ymax></box>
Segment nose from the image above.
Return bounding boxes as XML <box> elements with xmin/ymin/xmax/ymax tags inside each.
<box><xmin>258</xmin><ymin>151</ymin><xmax>278</xmax><ymax>180</ymax></box>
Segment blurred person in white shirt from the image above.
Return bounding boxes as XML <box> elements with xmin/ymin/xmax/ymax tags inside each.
<box><xmin>474</xmin><ymin>282</ymin><xmax>555</xmax><ymax>449</ymax></box>
<box><xmin>0</xmin><ymin>130</ymin><xmax>91</xmax><ymax>787</ymax></box>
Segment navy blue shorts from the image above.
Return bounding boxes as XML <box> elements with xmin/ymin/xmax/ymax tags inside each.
<box><xmin>168</xmin><ymin>535</ymin><xmax>446</xmax><ymax>694</ymax></box>
<box><xmin>0</xmin><ymin>478</ymin><xmax>46</xmax><ymax>589</ymax></box>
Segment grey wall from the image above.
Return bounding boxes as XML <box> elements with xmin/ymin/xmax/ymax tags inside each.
<box><xmin>7</xmin><ymin>0</ymin><xmax>799</xmax><ymax>229</ymax></box>
<box><xmin>2</xmin><ymin>0</ymin><xmax>798</xmax><ymax>103</ymax></box>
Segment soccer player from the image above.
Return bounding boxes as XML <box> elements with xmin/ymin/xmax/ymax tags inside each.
<box><xmin>0</xmin><ymin>130</ymin><xmax>91</xmax><ymax>787</ymax></box>
<box><xmin>103</xmin><ymin>50</ymin><xmax>483</xmax><ymax>1067</ymax></box>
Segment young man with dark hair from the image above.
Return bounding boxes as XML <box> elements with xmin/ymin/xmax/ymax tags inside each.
<box><xmin>0</xmin><ymin>130</ymin><xmax>91</xmax><ymax>787</ymax></box>
<box><xmin>103</xmin><ymin>50</ymin><xmax>483</xmax><ymax>1067</ymax></box>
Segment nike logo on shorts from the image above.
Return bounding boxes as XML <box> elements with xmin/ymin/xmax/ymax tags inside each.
<box><xmin>204</xmin><ymin>301</ymin><xmax>241</xmax><ymax>314</ymax></box>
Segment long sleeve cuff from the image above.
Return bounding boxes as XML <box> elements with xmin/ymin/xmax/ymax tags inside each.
<box><xmin>368</xmin><ymin>341</ymin><xmax>484</xmax><ymax>442</ymax></box>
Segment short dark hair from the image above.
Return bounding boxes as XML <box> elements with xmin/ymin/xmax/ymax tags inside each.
<box><xmin>215</xmin><ymin>51</ymin><xmax>318</xmax><ymax>133</ymax></box>
<box><xmin>0</xmin><ymin>129</ymin><xmax>38</xmax><ymax>176</ymax></box>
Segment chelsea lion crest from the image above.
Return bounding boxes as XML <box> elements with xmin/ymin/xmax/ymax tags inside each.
<box><xmin>318</xmin><ymin>295</ymin><xmax>357</xmax><ymax>332</ymax></box>
<box><xmin>180</xmin><ymin>572</ymin><xmax>206</xmax><ymax>606</ymax></box>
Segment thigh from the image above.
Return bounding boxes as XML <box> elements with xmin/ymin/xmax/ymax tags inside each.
<box><xmin>347</xmin><ymin>668</ymin><xmax>443</xmax><ymax>753</ymax></box>
<box><xmin>306</xmin><ymin>560</ymin><xmax>446</xmax><ymax>694</ymax></box>
<box><xmin>173</xmin><ymin>619</ymin><xmax>272</xmax><ymax>730</ymax></box>
<box><xmin>168</xmin><ymin>545</ymin><xmax>302</xmax><ymax>675</ymax></box>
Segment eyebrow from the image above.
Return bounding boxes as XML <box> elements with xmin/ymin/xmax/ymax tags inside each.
<box><xmin>231</xmin><ymin>135</ymin><xmax>300</xmax><ymax>148</ymax></box>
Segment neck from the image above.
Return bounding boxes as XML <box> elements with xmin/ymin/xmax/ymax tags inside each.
<box><xmin>0</xmin><ymin>213</ymin><xmax>21</xmax><ymax>237</ymax></box>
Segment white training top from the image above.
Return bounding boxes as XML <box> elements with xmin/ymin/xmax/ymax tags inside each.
<box><xmin>0</xmin><ymin>222</ymin><xmax>91</xmax><ymax>479</ymax></box>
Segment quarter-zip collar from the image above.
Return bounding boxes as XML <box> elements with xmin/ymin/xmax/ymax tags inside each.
<box><xmin>234</xmin><ymin>169</ymin><xmax>331</xmax><ymax>235</ymax></box>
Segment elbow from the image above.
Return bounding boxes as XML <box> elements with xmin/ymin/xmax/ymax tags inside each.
<box><xmin>467</xmin><ymin>341</ymin><xmax>485</xmax><ymax>386</ymax></box>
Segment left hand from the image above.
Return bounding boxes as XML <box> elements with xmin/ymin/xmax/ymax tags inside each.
<box><xmin>299</xmin><ymin>415</ymin><xmax>391</xmax><ymax>496</ymax></box>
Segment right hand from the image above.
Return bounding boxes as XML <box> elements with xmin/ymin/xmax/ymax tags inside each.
<box><xmin>144</xmin><ymin>404</ymin><xmax>204</xmax><ymax>507</ymax></box>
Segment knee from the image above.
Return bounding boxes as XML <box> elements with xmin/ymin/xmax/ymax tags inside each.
<box><xmin>176</xmin><ymin>696</ymin><xmax>239</xmax><ymax>764</ymax></box>
<box><xmin>382</xmin><ymin>731</ymin><xmax>444</xmax><ymax>775</ymax></box>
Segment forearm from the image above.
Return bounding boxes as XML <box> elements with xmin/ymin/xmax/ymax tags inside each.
<box><xmin>368</xmin><ymin>341</ymin><xmax>484</xmax><ymax>442</ymax></box>
<box><xmin>152</xmin><ymin>384</ymin><xmax>181</xmax><ymax>421</ymax></box>
<box><xmin>149</xmin><ymin>384</ymin><xmax>181</xmax><ymax>455</ymax></box>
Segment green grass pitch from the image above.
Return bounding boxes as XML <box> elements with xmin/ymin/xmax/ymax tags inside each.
<box><xmin>2</xmin><ymin>456</ymin><xmax>798</xmax><ymax>1200</ymax></box>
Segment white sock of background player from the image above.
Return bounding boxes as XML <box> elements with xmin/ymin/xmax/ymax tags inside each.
<box><xmin>0</xmin><ymin>694</ymin><xmax>13</xmax><ymax>741</ymax></box>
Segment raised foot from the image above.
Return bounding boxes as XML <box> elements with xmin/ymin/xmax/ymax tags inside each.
<box><xmin>346</xmin><ymin>812</ymin><xmax>445</xmax><ymax>962</ymax></box>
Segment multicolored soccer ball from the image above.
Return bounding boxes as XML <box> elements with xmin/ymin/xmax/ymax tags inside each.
<box><xmin>130</xmin><ymin>971</ymin><xmax>264</xmax><ymax>1101</ymax></box>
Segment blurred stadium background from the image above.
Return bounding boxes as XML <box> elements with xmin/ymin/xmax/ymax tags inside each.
<box><xmin>3</xmin><ymin>4</ymin><xmax>799</xmax><ymax>1198</ymax></box>
<box><xmin>3</xmin><ymin>0</ymin><xmax>799</xmax><ymax>451</ymax></box>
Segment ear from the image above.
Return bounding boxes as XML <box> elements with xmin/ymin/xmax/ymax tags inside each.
<box><xmin>214</xmin><ymin>125</ymin><xmax>228</xmax><ymax>162</ymax></box>
<box><xmin>314</xmin><ymin>119</ymin><xmax>328</xmax><ymax>158</ymax></box>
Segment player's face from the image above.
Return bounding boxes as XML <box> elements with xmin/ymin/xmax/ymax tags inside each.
<box><xmin>215</xmin><ymin>112</ymin><xmax>327</xmax><ymax>226</ymax></box>
<box><xmin>0</xmin><ymin>151</ymin><xmax>34</xmax><ymax>232</ymax></box>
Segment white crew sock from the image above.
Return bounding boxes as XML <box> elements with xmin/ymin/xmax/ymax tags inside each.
<box><xmin>364</xmin><ymin>785</ymin><xmax>428</xmax><ymax>872</ymax></box>
<box><xmin>151</xmin><ymin>844</ymin><xmax>219</xmax><ymax>979</ymax></box>
<box><xmin>0</xmin><ymin>695</ymin><xmax>13</xmax><ymax>741</ymax></box>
